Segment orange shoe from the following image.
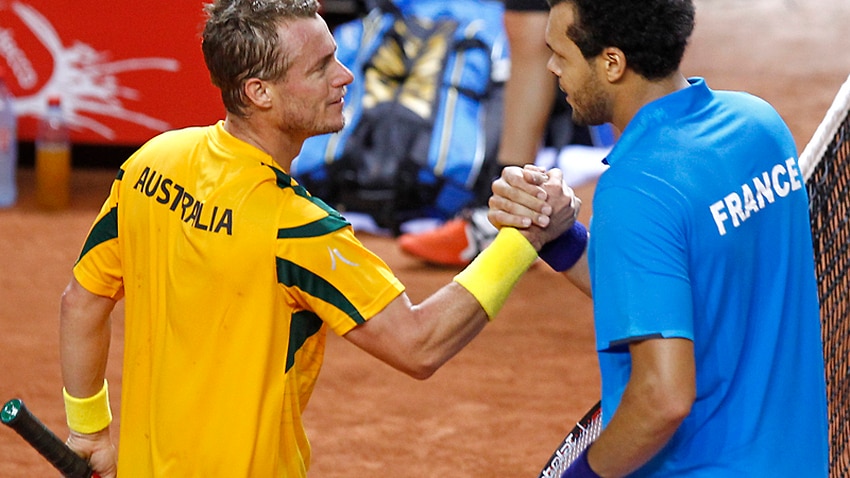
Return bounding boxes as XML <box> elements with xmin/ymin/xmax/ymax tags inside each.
<box><xmin>398</xmin><ymin>208</ymin><xmax>498</xmax><ymax>267</ymax></box>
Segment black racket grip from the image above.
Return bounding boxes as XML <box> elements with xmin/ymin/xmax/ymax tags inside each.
<box><xmin>1</xmin><ymin>398</ymin><xmax>96</xmax><ymax>478</ymax></box>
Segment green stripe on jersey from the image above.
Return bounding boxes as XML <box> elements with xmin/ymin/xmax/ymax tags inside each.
<box><xmin>275</xmin><ymin>257</ymin><xmax>365</xmax><ymax>325</ymax></box>
<box><xmin>277</xmin><ymin>214</ymin><xmax>349</xmax><ymax>239</ymax></box>
<box><xmin>267</xmin><ymin>165</ymin><xmax>343</xmax><ymax>218</ymax></box>
<box><xmin>77</xmin><ymin>206</ymin><xmax>118</xmax><ymax>263</ymax></box>
<box><xmin>285</xmin><ymin>310</ymin><xmax>323</xmax><ymax>372</ymax></box>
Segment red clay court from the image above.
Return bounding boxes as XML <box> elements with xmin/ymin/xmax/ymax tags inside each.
<box><xmin>2</xmin><ymin>1</ymin><xmax>849</xmax><ymax>476</ymax></box>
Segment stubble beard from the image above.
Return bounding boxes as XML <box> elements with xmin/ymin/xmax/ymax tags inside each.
<box><xmin>305</xmin><ymin>113</ymin><xmax>346</xmax><ymax>139</ymax></box>
<box><xmin>569</xmin><ymin>75</ymin><xmax>610</xmax><ymax>127</ymax></box>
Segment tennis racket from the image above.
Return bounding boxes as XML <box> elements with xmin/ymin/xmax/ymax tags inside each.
<box><xmin>538</xmin><ymin>401</ymin><xmax>602</xmax><ymax>478</ymax></box>
<box><xmin>1</xmin><ymin>398</ymin><xmax>99</xmax><ymax>478</ymax></box>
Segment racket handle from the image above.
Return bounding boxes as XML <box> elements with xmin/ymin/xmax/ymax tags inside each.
<box><xmin>1</xmin><ymin>398</ymin><xmax>99</xmax><ymax>478</ymax></box>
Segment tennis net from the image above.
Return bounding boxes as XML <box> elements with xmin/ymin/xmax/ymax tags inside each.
<box><xmin>800</xmin><ymin>73</ymin><xmax>850</xmax><ymax>477</ymax></box>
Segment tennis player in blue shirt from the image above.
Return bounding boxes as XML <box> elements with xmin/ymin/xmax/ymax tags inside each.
<box><xmin>487</xmin><ymin>0</ymin><xmax>829</xmax><ymax>476</ymax></box>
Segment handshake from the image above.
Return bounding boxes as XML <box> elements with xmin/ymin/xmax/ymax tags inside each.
<box><xmin>489</xmin><ymin>165</ymin><xmax>586</xmax><ymax>258</ymax></box>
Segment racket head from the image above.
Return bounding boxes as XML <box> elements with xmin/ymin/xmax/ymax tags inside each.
<box><xmin>538</xmin><ymin>401</ymin><xmax>602</xmax><ymax>478</ymax></box>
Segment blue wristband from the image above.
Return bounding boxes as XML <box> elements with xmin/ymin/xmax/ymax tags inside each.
<box><xmin>561</xmin><ymin>447</ymin><xmax>600</xmax><ymax>478</ymax></box>
<box><xmin>538</xmin><ymin>221</ymin><xmax>588</xmax><ymax>272</ymax></box>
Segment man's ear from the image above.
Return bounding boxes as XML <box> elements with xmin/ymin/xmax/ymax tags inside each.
<box><xmin>601</xmin><ymin>47</ymin><xmax>626</xmax><ymax>83</ymax></box>
<box><xmin>243</xmin><ymin>78</ymin><xmax>272</xmax><ymax>108</ymax></box>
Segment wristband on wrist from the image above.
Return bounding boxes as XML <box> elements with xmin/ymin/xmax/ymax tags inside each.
<box><xmin>538</xmin><ymin>221</ymin><xmax>588</xmax><ymax>272</ymax></box>
<box><xmin>63</xmin><ymin>379</ymin><xmax>112</xmax><ymax>434</ymax></box>
<box><xmin>453</xmin><ymin>227</ymin><xmax>538</xmax><ymax>319</ymax></box>
<box><xmin>562</xmin><ymin>447</ymin><xmax>601</xmax><ymax>478</ymax></box>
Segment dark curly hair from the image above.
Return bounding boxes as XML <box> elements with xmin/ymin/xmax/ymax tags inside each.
<box><xmin>547</xmin><ymin>0</ymin><xmax>695</xmax><ymax>80</ymax></box>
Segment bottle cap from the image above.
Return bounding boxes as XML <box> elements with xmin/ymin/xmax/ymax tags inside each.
<box><xmin>48</xmin><ymin>95</ymin><xmax>61</xmax><ymax>107</ymax></box>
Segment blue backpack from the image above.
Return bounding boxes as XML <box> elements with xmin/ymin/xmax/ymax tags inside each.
<box><xmin>292</xmin><ymin>0</ymin><xmax>509</xmax><ymax>233</ymax></box>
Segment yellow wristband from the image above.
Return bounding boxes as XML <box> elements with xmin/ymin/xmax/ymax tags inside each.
<box><xmin>63</xmin><ymin>379</ymin><xmax>112</xmax><ymax>434</ymax></box>
<box><xmin>453</xmin><ymin>227</ymin><xmax>538</xmax><ymax>319</ymax></box>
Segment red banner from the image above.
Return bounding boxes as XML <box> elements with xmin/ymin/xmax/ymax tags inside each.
<box><xmin>0</xmin><ymin>1</ymin><xmax>223</xmax><ymax>145</ymax></box>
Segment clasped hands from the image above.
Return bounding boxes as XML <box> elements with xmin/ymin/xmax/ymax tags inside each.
<box><xmin>488</xmin><ymin>165</ymin><xmax>581</xmax><ymax>251</ymax></box>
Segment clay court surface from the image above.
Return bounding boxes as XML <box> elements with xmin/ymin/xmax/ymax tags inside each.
<box><xmin>2</xmin><ymin>1</ymin><xmax>849</xmax><ymax>476</ymax></box>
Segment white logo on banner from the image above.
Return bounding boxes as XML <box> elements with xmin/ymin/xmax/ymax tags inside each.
<box><xmin>0</xmin><ymin>2</ymin><xmax>180</xmax><ymax>139</ymax></box>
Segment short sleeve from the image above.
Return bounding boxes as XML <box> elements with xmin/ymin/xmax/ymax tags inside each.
<box><xmin>590</xmin><ymin>181</ymin><xmax>694</xmax><ymax>351</ymax></box>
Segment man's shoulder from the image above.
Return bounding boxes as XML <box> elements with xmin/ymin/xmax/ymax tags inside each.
<box><xmin>146</xmin><ymin>125</ymin><xmax>213</xmax><ymax>147</ymax></box>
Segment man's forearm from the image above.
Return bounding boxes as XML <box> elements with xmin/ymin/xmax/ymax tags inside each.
<box><xmin>59</xmin><ymin>278</ymin><xmax>116</xmax><ymax>397</ymax></box>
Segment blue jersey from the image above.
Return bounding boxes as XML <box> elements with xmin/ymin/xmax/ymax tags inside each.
<box><xmin>588</xmin><ymin>78</ymin><xmax>828</xmax><ymax>476</ymax></box>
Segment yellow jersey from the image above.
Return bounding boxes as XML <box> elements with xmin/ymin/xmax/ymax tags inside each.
<box><xmin>73</xmin><ymin>121</ymin><xmax>405</xmax><ymax>477</ymax></box>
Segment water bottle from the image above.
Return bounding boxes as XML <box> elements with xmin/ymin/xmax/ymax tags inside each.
<box><xmin>0</xmin><ymin>69</ymin><xmax>18</xmax><ymax>208</ymax></box>
<box><xmin>35</xmin><ymin>95</ymin><xmax>71</xmax><ymax>210</ymax></box>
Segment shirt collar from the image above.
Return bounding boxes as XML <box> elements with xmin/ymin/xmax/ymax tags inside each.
<box><xmin>603</xmin><ymin>77</ymin><xmax>711</xmax><ymax>166</ymax></box>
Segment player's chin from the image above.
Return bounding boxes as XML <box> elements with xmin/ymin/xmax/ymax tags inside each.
<box><xmin>314</xmin><ymin>113</ymin><xmax>346</xmax><ymax>135</ymax></box>
<box><xmin>315</xmin><ymin>121</ymin><xmax>345</xmax><ymax>136</ymax></box>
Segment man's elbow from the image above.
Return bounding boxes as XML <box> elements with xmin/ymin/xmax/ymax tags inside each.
<box><xmin>666</xmin><ymin>394</ymin><xmax>693</xmax><ymax>425</ymax></box>
<box><xmin>398</xmin><ymin>354</ymin><xmax>442</xmax><ymax>380</ymax></box>
<box><xmin>406</xmin><ymin>366</ymin><xmax>437</xmax><ymax>381</ymax></box>
<box><xmin>654</xmin><ymin>385</ymin><xmax>694</xmax><ymax>431</ymax></box>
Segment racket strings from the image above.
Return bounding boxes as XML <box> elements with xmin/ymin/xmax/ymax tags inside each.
<box><xmin>538</xmin><ymin>404</ymin><xmax>602</xmax><ymax>478</ymax></box>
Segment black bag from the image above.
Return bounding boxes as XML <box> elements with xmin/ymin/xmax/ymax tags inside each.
<box><xmin>293</xmin><ymin>0</ymin><xmax>509</xmax><ymax>233</ymax></box>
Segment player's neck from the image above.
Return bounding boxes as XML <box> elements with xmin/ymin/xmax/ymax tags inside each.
<box><xmin>223</xmin><ymin>115</ymin><xmax>299</xmax><ymax>171</ymax></box>
<box><xmin>613</xmin><ymin>72</ymin><xmax>690</xmax><ymax>131</ymax></box>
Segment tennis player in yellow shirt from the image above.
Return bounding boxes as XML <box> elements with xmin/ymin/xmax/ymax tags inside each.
<box><xmin>58</xmin><ymin>1</ymin><xmax>581</xmax><ymax>477</ymax></box>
